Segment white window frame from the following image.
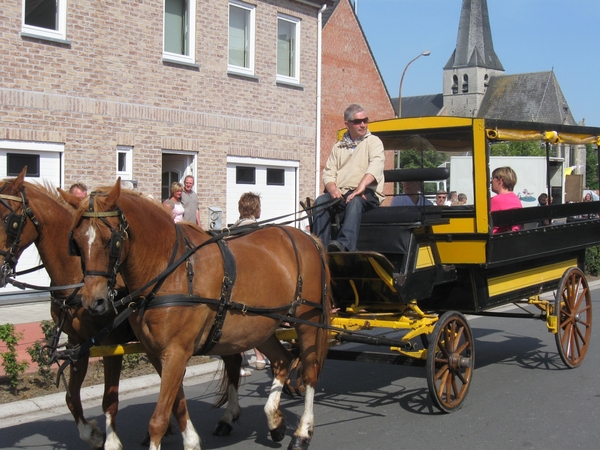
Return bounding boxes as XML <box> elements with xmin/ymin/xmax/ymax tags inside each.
<box><xmin>163</xmin><ymin>0</ymin><xmax>197</xmax><ymax>65</ymax></box>
<box><xmin>116</xmin><ymin>146</ymin><xmax>133</xmax><ymax>182</ymax></box>
<box><xmin>276</xmin><ymin>14</ymin><xmax>301</xmax><ymax>85</ymax></box>
<box><xmin>21</xmin><ymin>0</ymin><xmax>68</xmax><ymax>42</ymax></box>
<box><xmin>228</xmin><ymin>0</ymin><xmax>256</xmax><ymax>76</ymax></box>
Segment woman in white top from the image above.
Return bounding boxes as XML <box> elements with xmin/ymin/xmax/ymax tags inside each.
<box><xmin>162</xmin><ymin>182</ymin><xmax>185</xmax><ymax>223</ymax></box>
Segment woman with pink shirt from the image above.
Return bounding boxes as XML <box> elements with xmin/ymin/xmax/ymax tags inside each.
<box><xmin>490</xmin><ymin>166</ymin><xmax>522</xmax><ymax>233</ymax></box>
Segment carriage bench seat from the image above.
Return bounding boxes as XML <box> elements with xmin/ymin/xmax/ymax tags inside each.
<box><xmin>357</xmin><ymin>206</ymin><xmax>446</xmax><ymax>256</ymax></box>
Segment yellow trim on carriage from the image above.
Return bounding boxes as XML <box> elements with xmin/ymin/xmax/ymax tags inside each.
<box><xmin>487</xmin><ymin>259</ymin><xmax>578</xmax><ymax>297</ymax></box>
<box><xmin>368</xmin><ymin>256</ymin><xmax>397</xmax><ymax>292</ymax></box>
<box><xmin>89</xmin><ymin>342</ymin><xmax>146</xmax><ymax>357</ymax></box>
<box><xmin>436</xmin><ymin>240</ymin><xmax>487</xmax><ymax>264</ymax></box>
<box><xmin>416</xmin><ymin>245</ymin><xmax>435</xmax><ymax>269</ymax></box>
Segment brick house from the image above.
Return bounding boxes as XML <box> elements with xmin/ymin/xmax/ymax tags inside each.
<box><xmin>1</xmin><ymin>0</ymin><xmax>332</xmax><ymax>295</ymax></box>
<box><xmin>320</xmin><ymin>0</ymin><xmax>395</xmax><ymax>200</ymax></box>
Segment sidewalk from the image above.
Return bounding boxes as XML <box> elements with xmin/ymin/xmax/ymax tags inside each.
<box><xmin>0</xmin><ymin>301</ymin><xmax>53</xmax><ymax>376</ymax></box>
<box><xmin>0</xmin><ymin>358</ymin><xmax>222</xmax><ymax>428</ymax></box>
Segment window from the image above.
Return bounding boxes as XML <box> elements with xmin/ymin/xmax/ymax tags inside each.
<box><xmin>228</xmin><ymin>1</ymin><xmax>255</xmax><ymax>75</ymax></box>
<box><xmin>277</xmin><ymin>14</ymin><xmax>301</xmax><ymax>84</ymax></box>
<box><xmin>452</xmin><ymin>75</ymin><xmax>458</xmax><ymax>94</ymax></box>
<box><xmin>462</xmin><ymin>74</ymin><xmax>469</xmax><ymax>93</ymax></box>
<box><xmin>7</xmin><ymin>153</ymin><xmax>40</xmax><ymax>177</ymax></box>
<box><xmin>236</xmin><ymin>166</ymin><xmax>256</xmax><ymax>184</ymax></box>
<box><xmin>266</xmin><ymin>168</ymin><xmax>285</xmax><ymax>186</ymax></box>
<box><xmin>162</xmin><ymin>171</ymin><xmax>180</xmax><ymax>201</ymax></box>
<box><xmin>164</xmin><ymin>0</ymin><xmax>196</xmax><ymax>65</ymax></box>
<box><xmin>116</xmin><ymin>146</ymin><xmax>133</xmax><ymax>182</ymax></box>
<box><xmin>22</xmin><ymin>0</ymin><xmax>68</xmax><ymax>42</ymax></box>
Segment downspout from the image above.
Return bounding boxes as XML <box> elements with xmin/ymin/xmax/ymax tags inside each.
<box><xmin>315</xmin><ymin>4</ymin><xmax>327</xmax><ymax>198</ymax></box>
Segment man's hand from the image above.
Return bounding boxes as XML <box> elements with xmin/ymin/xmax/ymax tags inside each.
<box><xmin>325</xmin><ymin>182</ymin><xmax>343</xmax><ymax>199</ymax></box>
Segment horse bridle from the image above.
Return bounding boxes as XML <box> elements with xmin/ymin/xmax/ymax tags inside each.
<box><xmin>69</xmin><ymin>192</ymin><xmax>129</xmax><ymax>304</ymax></box>
<box><xmin>0</xmin><ymin>185</ymin><xmax>40</xmax><ymax>285</ymax></box>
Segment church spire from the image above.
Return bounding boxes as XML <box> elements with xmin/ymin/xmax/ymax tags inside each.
<box><xmin>442</xmin><ymin>0</ymin><xmax>504</xmax><ymax>117</ymax></box>
<box><xmin>444</xmin><ymin>0</ymin><xmax>503</xmax><ymax>71</ymax></box>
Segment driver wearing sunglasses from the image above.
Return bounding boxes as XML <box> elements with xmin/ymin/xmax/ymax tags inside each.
<box><xmin>312</xmin><ymin>104</ymin><xmax>385</xmax><ymax>252</ymax></box>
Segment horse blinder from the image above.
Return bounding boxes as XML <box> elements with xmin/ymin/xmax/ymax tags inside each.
<box><xmin>5</xmin><ymin>212</ymin><xmax>24</xmax><ymax>239</ymax></box>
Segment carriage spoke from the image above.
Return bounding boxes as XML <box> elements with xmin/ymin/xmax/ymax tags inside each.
<box><xmin>555</xmin><ymin>267</ymin><xmax>592</xmax><ymax>368</ymax></box>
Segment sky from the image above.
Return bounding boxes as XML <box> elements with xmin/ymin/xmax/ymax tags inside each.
<box><xmin>353</xmin><ymin>0</ymin><xmax>600</xmax><ymax>127</ymax></box>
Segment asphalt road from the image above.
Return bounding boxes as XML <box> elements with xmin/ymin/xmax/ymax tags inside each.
<box><xmin>2</xmin><ymin>286</ymin><xmax>600</xmax><ymax>450</ymax></box>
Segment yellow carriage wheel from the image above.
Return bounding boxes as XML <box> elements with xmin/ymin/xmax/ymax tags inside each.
<box><xmin>555</xmin><ymin>267</ymin><xmax>592</xmax><ymax>368</ymax></box>
<box><xmin>426</xmin><ymin>311</ymin><xmax>474</xmax><ymax>413</ymax></box>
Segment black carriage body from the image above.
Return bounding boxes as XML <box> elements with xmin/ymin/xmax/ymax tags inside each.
<box><xmin>328</xmin><ymin>117</ymin><xmax>600</xmax><ymax>314</ymax></box>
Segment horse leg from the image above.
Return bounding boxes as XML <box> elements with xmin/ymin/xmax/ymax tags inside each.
<box><xmin>212</xmin><ymin>353</ymin><xmax>242</xmax><ymax>437</ymax></box>
<box><xmin>102</xmin><ymin>355</ymin><xmax>123</xmax><ymax>450</ymax></box>
<box><xmin>147</xmin><ymin>351</ymin><xmax>200</xmax><ymax>450</ymax></box>
<box><xmin>288</xmin><ymin>323</ymin><xmax>327</xmax><ymax>450</ymax></box>
<box><xmin>258</xmin><ymin>334</ymin><xmax>295</xmax><ymax>442</ymax></box>
<box><xmin>65</xmin><ymin>356</ymin><xmax>105</xmax><ymax>449</ymax></box>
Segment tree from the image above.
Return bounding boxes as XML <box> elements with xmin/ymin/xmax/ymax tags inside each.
<box><xmin>490</xmin><ymin>140</ymin><xmax>545</xmax><ymax>156</ymax></box>
<box><xmin>585</xmin><ymin>144</ymin><xmax>598</xmax><ymax>190</ymax></box>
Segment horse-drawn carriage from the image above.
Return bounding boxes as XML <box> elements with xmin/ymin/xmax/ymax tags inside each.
<box><xmin>1</xmin><ymin>116</ymin><xmax>599</xmax><ymax>449</ymax></box>
<box><xmin>322</xmin><ymin>116</ymin><xmax>600</xmax><ymax>412</ymax></box>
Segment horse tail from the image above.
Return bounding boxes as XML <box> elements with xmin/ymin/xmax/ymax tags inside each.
<box><xmin>212</xmin><ymin>353</ymin><xmax>241</xmax><ymax>408</ymax></box>
<box><xmin>315</xmin><ymin>262</ymin><xmax>333</xmax><ymax>378</ymax></box>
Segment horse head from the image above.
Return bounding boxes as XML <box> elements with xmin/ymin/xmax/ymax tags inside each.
<box><xmin>0</xmin><ymin>167</ymin><xmax>41</xmax><ymax>284</ymax></box>
<box><xmin>62</xmin><ymin>179</ymin><xmax>126</xmax><ymax>315</ymax></box>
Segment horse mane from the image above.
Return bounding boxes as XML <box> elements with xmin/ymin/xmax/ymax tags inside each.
<box><xmin>0</xmin><ymin>176</ymin><xmax>70</xmax><ymax>209</ymax></box>
<box><xmin>74</xmin><ymin>185</ymin><xmax>209</xmax><ymax>235</ymax></box>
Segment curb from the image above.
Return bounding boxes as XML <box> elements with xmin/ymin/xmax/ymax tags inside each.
<box><xmin>0</xmin><ymin>359</ymin><xmax>222</xmax><ymax>428</ymax></box>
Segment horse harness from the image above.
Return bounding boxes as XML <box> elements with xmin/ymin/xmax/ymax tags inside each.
<box><xmin>68</xmin><ymin>196</ymin><xmax>327</xmax><ymax>358</ymax></box>
<box><xmin>0</xmin><ymin>185</ymin><xmax>41</xmax><ymax>281</ymax></box>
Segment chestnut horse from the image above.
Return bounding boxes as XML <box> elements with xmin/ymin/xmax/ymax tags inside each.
<box><xmin>63</xmin><ymin>180</ymin><xmax>331</xmax><ymax>450</ymax></box>
<box><xmin>0</xmin><ymin>168</ymin><xmax>134</xmax><ymax>450</ymax></box>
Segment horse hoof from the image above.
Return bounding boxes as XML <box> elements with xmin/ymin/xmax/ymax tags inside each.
<box><xmin>270</xmin><ymin>421</ymin><xmax>287</xmax><ymax>442</ymax></box>
<box><xmin>212</xmin><ymin>420</ymin><xmax>233</xmax><ymax>436</ymax></box>
<box><xmin>287</xmin><ymin>435</ymin><xmax>311</xmax><ymax>450</ymax></box>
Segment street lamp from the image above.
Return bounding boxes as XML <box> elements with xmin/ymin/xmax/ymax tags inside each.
<box><xmin>397</xmin><ymin>50</ymin><xmax>431</xmax><ymax>118</ymax></box>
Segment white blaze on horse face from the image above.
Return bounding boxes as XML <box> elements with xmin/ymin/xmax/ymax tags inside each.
<box><xmin>84</xmin><ymin>224</ymin><xmax>97</xmax><ymax>261</ymax></box>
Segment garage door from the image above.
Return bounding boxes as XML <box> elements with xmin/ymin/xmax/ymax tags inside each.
<box><xmin>226</xmin><ymin>157</ymin><xmax>299</xmax><ymax>227</ymax></box>
<box><xmin>0</xmin><ymin>142</ymin><xmax>63</xmax><ymax>299</ymax></box>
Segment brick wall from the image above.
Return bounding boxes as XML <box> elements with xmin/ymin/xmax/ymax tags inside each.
<box><xmin>1</xmin><ymin>0</ymin><xmax>320</xmax><ymax>224</ymax></box>
<box><xmin>321</xmin><ymin>0</ymin><xmax>395</xmax><ymax>199</ymax></box>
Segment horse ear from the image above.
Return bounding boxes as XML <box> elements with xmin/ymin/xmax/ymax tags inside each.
<box><xmin>105</xmin><ymin>178</ymin><xmax>122</xmax><ymax>208</ymax></box>
<box><xmin>12</xmin><ymin>166</ymin><xmax>28</xmax><ymax>192</ymax></box>
<box><xmin>58</xmin><ymin>188</ymin><xmax>83</xmax><ymax>209</ymax></box>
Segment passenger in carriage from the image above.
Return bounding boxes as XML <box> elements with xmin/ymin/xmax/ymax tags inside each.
<box><xmin>435</xmin><ymin>190</ymin><xmax>447</xmax><ymax>206</ymax></box>
<box><xmin>446</xmin><ymin>190</ymin><xmax>457</xmax><ymax>206</ymax></box>
<box><xmin>490</xmin><ymin>166</ymin><xmax>522</xmax><ymax>233</ymax></box>
<box><xmin>312</xmin><ymin>104</ymin><xmax>385</xmax><ymax>252</ymax></box>
<box><xmin>390</xmin><ymin>181</ymin><xmax>433</xmax><ymax>206</ymax></box>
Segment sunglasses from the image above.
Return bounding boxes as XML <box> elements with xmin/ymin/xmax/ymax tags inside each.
<box><xmin>349</xmin><ymin>117</ymin><xmax>369</xmax><ymax>125</ymax></box>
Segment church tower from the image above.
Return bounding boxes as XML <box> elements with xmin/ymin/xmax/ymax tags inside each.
<box><xmin>443</xmin><ymin>0</ymin><xmax>504</xmax><ymax>117</ymax></box>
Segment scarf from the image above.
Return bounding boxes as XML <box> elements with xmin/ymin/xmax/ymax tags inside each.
<box><xmin>337</xmin><ymin>130</ymin><xmax>371</xmax><ymax>151</ymax></box>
